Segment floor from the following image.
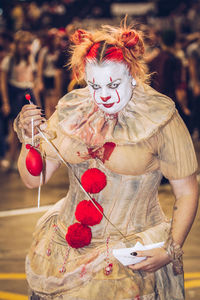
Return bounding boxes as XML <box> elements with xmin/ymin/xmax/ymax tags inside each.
<box><xmin>0</xmin><ymin>142</ymin><xmax>200</xmax><ymax>300</ymax></box>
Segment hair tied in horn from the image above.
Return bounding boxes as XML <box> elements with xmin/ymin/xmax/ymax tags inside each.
<box><xmin>70</xmin><ymin>29</ymin><xmax>91</xmax><ymax>45</ymax></box>
<box><xmin>121</xmin><ymin>31</ymin><xmax>139</xmax><ymax>48</ymax></box>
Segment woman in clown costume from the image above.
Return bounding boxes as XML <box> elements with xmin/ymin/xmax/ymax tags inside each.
<box><xmin>14</xmin><ymin>22</ymin><xmax>198</xmax><ymax>300</ymax></box>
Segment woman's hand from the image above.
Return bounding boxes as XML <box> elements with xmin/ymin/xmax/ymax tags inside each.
<box><xmin>19</xmin><ymin>104</ymin><xmax>46</xmax><ymax>137</ymax></box>
<box><xmin>128</xmin><ymin>247</ymin><xmax>171</xmax><ymax>273</ymax></box>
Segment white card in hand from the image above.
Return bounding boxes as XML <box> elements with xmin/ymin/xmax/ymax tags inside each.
<box><xmin>112</xmin><ymin>241</ymin><xmax>164</xmax><ymax>266</ymax></box>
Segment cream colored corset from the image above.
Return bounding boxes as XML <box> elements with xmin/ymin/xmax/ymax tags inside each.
<box><xmin>59</xmin><ymin>159</ymin><xmax>165</xmax><ymax>239</ymax></box>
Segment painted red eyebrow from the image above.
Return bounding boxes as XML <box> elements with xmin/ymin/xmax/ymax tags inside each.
<box><xmin>110</xmin><ymin>77</ymin><xmax>112</xmax><ymax>82</ymax></box>
<box><xmin>93</xmin><ymin>78</ymin><xmax>95</xmax><ymax>83</ymax></box>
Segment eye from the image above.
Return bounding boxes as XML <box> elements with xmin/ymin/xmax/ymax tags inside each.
<box><xmin>89</xmin><ymin>83</ymin><xmax>101</xmax><ymax>90</ymax></box>
<box><xmin>107</xmin><ymin>80</ymin><xmax>121</xmax><ymax>89</ymax></box>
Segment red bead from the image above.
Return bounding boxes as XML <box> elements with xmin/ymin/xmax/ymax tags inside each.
<box><xmin>59</xmin><ymin>266</ymin><xmax>66</xmax><ymax>273</ymax></box>
<box><xmin>46</xmin><ymin>249</ymin><xmax>51</xmax><ymax>256</ymax></box>
<box><xmin>104</xmin><ymin>263</ymin><xmax>113</xmax><ymax>275</ymax></box>
<box><xmin>25</xmin><ymin>145</ymin><xmax>43</xmax><ymax>176</ymax></box>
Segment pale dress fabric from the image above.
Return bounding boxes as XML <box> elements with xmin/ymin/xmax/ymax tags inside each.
<box><xmin>26</xmin><ymin>84</ymin><xmax>198</xmax><ymax>300</ymax></box>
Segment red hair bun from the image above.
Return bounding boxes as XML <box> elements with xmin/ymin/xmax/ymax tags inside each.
<box><xmin>121</xmin><ymin>30</ymin><xmax>139</xmax><ymax>48</ymax></box>
<box><xmin>70</xmin><ymin>29</ymin><xmax>90</xmax><ymax>45</ymax></box>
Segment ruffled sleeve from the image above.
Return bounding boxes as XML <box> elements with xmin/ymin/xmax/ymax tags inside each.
<box><xmin>157</xmin><ymin>111</ymin><xmax>198</xmax><ymax>180</ymax></box>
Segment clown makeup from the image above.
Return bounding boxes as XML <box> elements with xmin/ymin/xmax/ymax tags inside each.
<box><xmin>86</xmin><ymin>61</ymin><xmax>134</xmax><ymax>114</ymax></box>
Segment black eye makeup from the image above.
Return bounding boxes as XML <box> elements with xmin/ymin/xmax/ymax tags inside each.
<box><xmin>107</xmin><ymin>79</ymin><xmax>121</xmax><ymax>89</ymax></box>
<box><xmin>88</xmin><ymin>81</ymin><xmax>101</xmax><ymax>90</ymax></box>
<box><xmin>88</xmin><ymin>79</ymin><xmax>121</xmax><ymax>90</ymax></box>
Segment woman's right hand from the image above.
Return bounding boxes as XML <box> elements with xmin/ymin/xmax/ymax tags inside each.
<box><xmin>19</xmin><ymin>104</ymin><xmax>46</xmax><ymax>137</ymax></box>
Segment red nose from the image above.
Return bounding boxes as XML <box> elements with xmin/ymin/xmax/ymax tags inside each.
<box><xmin>100</xmin><ymin>96</ymin><xmax>111</xmax><ymax>102</ymax></box>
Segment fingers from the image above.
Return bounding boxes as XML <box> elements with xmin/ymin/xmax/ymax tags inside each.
<box><xmin>22</xmin><ymin>118</ymin><xmax>45</xmax><ymax>133</ymax></box>
<box><xmin>128</xmin><ymin>248</ymin><xmax>171</xmax><ymax>273</ymax></box>
<box><xmin>128</xmin><ymin>259</ymin><xmax>148</xmax><ymax>271</ymax></box>
<box><xmin>19</xmin><ymin>105</ymin><xmax>46</xmax><ymax>137</ymax></box>
<box><xmin>21</xmin><ymin>104</ymin><xmax>42</xmax><ymax>116</ymax></box>
<box><xmin>134</xmin><ymin>249</ymin><xmax>156</xmax><ymax>257</ymax></box>
<box><xmin>130</xmin><ymin>248</ymin><xmax>164</xmax><ymax>258</ymax></box>
<box><xmin>20</xmin><ymin>109</ymin><xmax>45</xmax><ymax>128</ymax></box>
<box><xmin>128</xmin><ymin>256</ymin><xmax>160</xmax><ymax>272</ymax></box>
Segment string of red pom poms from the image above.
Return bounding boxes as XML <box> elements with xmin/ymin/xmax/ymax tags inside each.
<box><xmin>65</xmin><ymin>168</ymin><xmax>107</xmax><ymax>248</ymax></box>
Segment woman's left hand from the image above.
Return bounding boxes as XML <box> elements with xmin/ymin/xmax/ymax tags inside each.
<box><xmin>128</xmin><ymin>247</ymin><xmax>171</xmax><ymax>272</ymax></box>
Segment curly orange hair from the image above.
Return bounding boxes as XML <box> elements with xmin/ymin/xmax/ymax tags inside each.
<box><xmin>68</xmin><ymin>20</ymin><xmax>149</xmax><ymax>84</ymax></box>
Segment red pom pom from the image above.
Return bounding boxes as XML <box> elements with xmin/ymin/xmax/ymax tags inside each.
<box><xmin>25</xmin><ymin>145</ymin><xmax>43</xmax><ymax>176</ymax></box>
<box><xmin>65</xmin><ymin>223</ymin><xmax>92</xmax><ymax>248</ymax></box>
<box><xmin>75</xmin><ymin>199</ymin><xmax>103</xmax><ymax>226</ymax></box>
<box><xmin>81</xmin><ymin>168</ymin><xmax>107</xmax><ymax>193</ymax></box>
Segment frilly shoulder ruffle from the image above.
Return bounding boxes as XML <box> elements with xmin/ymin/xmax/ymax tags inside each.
<box><xmin>57</xmin><ymin>84</ymin><xmax>175</xmax><ymax>147</ymax></box>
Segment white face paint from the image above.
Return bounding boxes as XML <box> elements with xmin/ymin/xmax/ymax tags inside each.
<box><xmin>85</xmin><ymin>61</ymin><xmax>134</xmax><ymax>114</ymax></box>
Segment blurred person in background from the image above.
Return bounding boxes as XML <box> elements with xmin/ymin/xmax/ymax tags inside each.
<box><xmin>0</xmin><ymin>30</ymin><xmax>13</xmax><ymax>169</ymax></box>
<box><xmin>148</xmin><ymin>29</ymin><xmax>192</xmax><ymax>132</ymax></box>
<box><xmin>187</xmin><ymin>2</ymin><xmax>200</xmax><ymax>33</ymax></box>
<box><xmin>37</xmin><ymin>29</ymin><xmax>61</xmax><ymax>118</ymax></box>
<box><xmin>31</xmin><ymin>31</ymin><xmax>47</xmax><ymax>110</ymax></box>
<box><xmin>10</xmin><ymin>4</ymin><xmax>25</xmax><ymax>31</ymax></box>
<box><xmin>26</xmin><ymin>2</ymin><xmax>41</xmax><ymax>32</ymax></box>
<box><xmin>54</xmin><ymin>27</ymin><xmax>71</xmax><ymax>98</ymax></box>
<box><xmin>0</xmin><ymin>44</ymin><xmax>7</xmax><ymax>168</ymax></box>
<box><xmin>1</xmin><ymin>30</ymin><xmax>40</xmax><ymax>171</ymax></box>
<box><xmin>143</xmin><ymin>26</ymin><xmax>161</xmax><ymax>65</ymax></box>
<box><xmin>187</xmin><ymin>34</ymin><xmax>200</xmax><ymax>140</ymax></box>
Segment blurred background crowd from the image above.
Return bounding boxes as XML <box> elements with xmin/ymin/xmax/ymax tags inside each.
<box><xmin>0</xmin><ymin>0</ymin><xmax>200</xmax><ymax>172</ymax></box>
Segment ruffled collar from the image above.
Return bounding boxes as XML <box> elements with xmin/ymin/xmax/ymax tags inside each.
<box><xmin>57</xmin><ymin>84</ymin><xmax>175</xmax><ymax>147</ymax></box>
